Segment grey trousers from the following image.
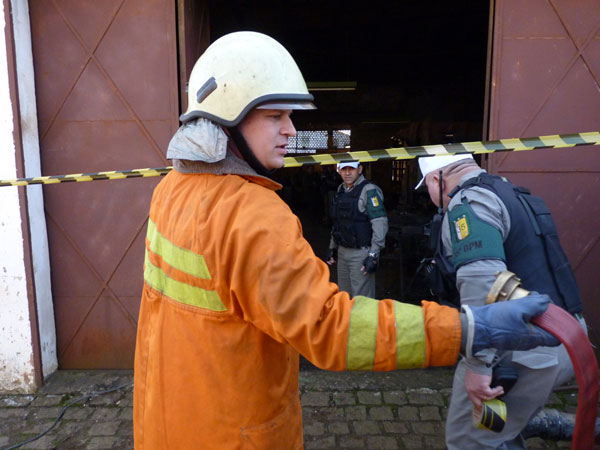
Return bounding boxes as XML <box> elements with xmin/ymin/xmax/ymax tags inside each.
<box><xmin>336</xmin><ymin>246</ymin><xmax>375</xmax><ymax>298</ymax></box>
<box><xmin>445</xmin><ymin>342</ymin><xmax>577</xmax><ymax>449</ymax></box>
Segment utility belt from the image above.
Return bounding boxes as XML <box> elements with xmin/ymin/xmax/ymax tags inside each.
<box><xmin>332</xmin><ymin>230</ymin><xmax>371</xmax><ymax>249</ymax></box>
<box><xmin>337</xmin><ymin>244</ymin><xmax>369</xmax><ymax>251</ymax></box>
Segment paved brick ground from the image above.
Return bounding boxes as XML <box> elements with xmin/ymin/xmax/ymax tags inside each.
<box><xmin>0</xmin><ymin>367</ymin><xmax>589</xmax><ymax>449</ymax></box>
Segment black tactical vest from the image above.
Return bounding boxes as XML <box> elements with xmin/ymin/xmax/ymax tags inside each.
<box><xmin>441</xmin><ymin>173</ymin><xmax>582</xmax><ymax>314</ymax></box>
<box><xmin>331</xmin><ymin>178</ymin><xmax>373</xmax><ymax>248</ymax></box>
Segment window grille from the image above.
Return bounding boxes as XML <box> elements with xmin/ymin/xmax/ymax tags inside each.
<box><xmin>392</xmin><ymin>160</ymin><xmax>408</xmax><ymax>183</ymax></box>
<box><xmin>287</xmin><ymin>130</ymin><xmax>351</xmax><ymax>154</ymax></box>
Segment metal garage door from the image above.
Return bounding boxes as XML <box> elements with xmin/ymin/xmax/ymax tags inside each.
<box><xmin>29</xmin><ymin>0</ymin><xmax>179</xmax><ymax>368</ymax></box>
<box><xmin>487</xmin><ymin>0</ymin><xmax>600</xmax><ymax>352</ymax></box>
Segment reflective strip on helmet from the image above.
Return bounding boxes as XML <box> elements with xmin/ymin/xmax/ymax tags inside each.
<box><xmin>146</xmin><ymin>219</ymin><xmax>211</xmax><ymax>279</ymax></box>
<box><xmin>144</xmin><ymin>251</ymin><xmax>226</xmax><ymax>311</ymax></box>
<box><xmin>256</xmin><ymin>101</ymin><xmax>316</xmax><ymax>110</ymax></box>
<box><xmin>346</xmin><ymin>296</ymin><xmax>379</xmax><ymax>370</ymax></box>
<box><xmin>393</xmin><ymin>302</ymin><xmax>426</xmax><ymax>369</ymax></box>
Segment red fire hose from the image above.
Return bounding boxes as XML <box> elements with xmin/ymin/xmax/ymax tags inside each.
<box><xmin>532</xmin><ymin>304</ymin><xmax>599</xmax><ymax>449</ymax></box>
<box><xmin>485</xmin><ymin>272</ymin><xmax>599</xmax><ymax>448</ymax></box>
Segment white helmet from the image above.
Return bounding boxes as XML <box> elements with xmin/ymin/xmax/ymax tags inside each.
<box><xmin>180</xmin><ymin>31</ymin><xmax>316</xmax><ymax>126</ymax></box>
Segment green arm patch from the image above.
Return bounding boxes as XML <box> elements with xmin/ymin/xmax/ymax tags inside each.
<box><xmin>448</xmin><ymin>200</ymin><xmax>505</xmax><ymax>269</ymax></box>
<box><xmin>365</xmin><ymin>189</ymin><xmax>387</xmax><ymax>219</ymax></box>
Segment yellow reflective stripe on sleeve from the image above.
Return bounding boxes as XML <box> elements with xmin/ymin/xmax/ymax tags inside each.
<box><xmin>147</xmin><ymin>219</ymin><xmax>211</xmax><ymax>279</ymax></box>
<box><xmin>144</xmin><ymin>251</ymin><xmax>226</xmax><ymax>311</ymax></box>
<box><xmin>394</xmin><ymin>302</ymin><xmax>426</xmax><ymax>369</ymax></box>
<box><xmin>346</xmin><ymin>296</ymin><xmax>379</xmax><ymax>370</ymax></box>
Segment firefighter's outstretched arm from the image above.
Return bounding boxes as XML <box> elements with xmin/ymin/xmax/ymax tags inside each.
<box><xmin>461</xmin><ymin>292</ymin><xmax>559</xmax><ymax>357</ymax></box>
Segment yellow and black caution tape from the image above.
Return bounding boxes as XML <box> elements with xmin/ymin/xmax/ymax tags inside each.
<box><xmin>0</xmin><ymin>167</ymin><xmax>172</xmax><ymax>187</ymax></box>
<box><xmin>283</xmin><ymin>131</ymin><xmax>600</xmax><ymax>167</ymax></box>
<box><xmin>1</xmin><ymin>131</ymin><xmax>598</xmax><ymax>187</ymax></box>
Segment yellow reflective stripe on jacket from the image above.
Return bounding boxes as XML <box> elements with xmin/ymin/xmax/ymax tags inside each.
<box><xmin>145</xmin><ymin>219</ymin><xmax>225</xmax><ymax>311</ymax></box>
<box><xmin>394</xmin><ymin>302</ymin><xmax>426</xmax><ymax>368</ymax></box>
<box><xmin>144</xmin><ymin>250</ymin><xmax>226</xmax><ymax>311</ymax></box>
<box><xmin>147</xmin><ymin>219</ymin><xmax>211</xmax><ymax>279</ymax></box>
<box><xmin>346</xmin><ymin>296</ymin><xmax>379</xmax><ymax>370</ymax></box>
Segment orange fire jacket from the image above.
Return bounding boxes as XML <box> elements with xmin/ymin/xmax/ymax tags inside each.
<box><xmin>134</xmin><ymin>169</ymin><xmax>461</xmax><ymax>449</ymax></box>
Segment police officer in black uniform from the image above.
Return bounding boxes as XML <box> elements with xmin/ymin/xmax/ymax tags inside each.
<box><xmin>416</xmin><ymin>153</ymin><xmax>585</xmax><ymax>450</ymax></box>
<box><xmin>326</xmin><ymin>161</ymin><xmax>388</xmax><ymax>298</ymax></box>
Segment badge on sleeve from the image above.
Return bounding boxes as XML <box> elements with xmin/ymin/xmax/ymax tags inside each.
<box><xmin>365</xmin><ymin>188</ymin><xmax>386</xmax><ymax>219</ymax></box>
<box><xmin>448</xmin><ymin>200</ymin><xmax>505</xmax><ymax>269</ymax></box>
<box><xmin>454</xmin><ymin>215</ymin><xmax>469</xmax><ymax>240</ymax></box>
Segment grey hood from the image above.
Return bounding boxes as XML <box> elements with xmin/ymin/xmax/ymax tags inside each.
<box><xmin>166</xmin><ymin>118</ymin><xmax>228</xmax><ymax>163</ymax></box>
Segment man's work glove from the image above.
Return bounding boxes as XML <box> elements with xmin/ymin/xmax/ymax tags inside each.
<box><xmin>361</xmin><ymin>253</ymin><xmax>378</xmax><ymax>274</ymax></box>
<box><xmin>326</xmin><ymin>248</ymin><xmax>337</xmax><ymax>266</ymax></box>
<box><xmin>461</xmin><ymin>292</ymin><xmax>559</xmax><ymax>358</ymax></box>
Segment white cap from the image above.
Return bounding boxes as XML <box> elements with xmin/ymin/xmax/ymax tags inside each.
<box><xmin>414</xmin><ymin>154</ymin><xmax>474</xmax><ymax>189</ymax></box>
<box><xmin>337</xmin><ymin>161</ymin><xmax>360</xmax><ymax>170</ymax></box>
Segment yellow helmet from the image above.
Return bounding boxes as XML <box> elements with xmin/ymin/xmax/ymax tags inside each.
<box><xmin>180</xmin><ymin>31</ymin><xmax>315</xmax><ymax>126</ymax></box>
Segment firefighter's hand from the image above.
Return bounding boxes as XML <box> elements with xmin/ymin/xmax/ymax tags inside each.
<box><xmin>361</xmin><ymin>253</ymin><xmax>378</xmax><ymax>274</ymax></box>
<box><xmin>326</xmin><ymin>248</ymin><xmax>337</xmax><ymax>265</ymax></box>
<box><xmin>465</xmin><ymin>369</ymin><xmax>503</xmax><ymax>410</ymax></box>
<box><xmin>464</xmin><ymin>292</ymin><xmax>559</xmax><ymax>356</ymax></box>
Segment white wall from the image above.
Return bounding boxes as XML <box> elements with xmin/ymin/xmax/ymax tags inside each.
<box><xmin>0</xmin><ymin>0</ymin><xmax>57</xmax><ymax>393</ymax></box>
<box><xmin>0</xmin><ymin>0</ymin><xmax>35</xmax><ymax>393</ymax></box>
<box><xmin>12</xmin><ymin>0</ymin><xmax>57</xmax><ymax>381</ymax></box>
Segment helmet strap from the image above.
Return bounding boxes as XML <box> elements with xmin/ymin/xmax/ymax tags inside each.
<box><xmin>227</xmin><ymin>126</ymin><xmax>274</xmax><ymax>178</ymax></box>
<box><xmin>438</xmin><ymin>170</ymin><xmax>444</xmax><ymax>213</ymax></box>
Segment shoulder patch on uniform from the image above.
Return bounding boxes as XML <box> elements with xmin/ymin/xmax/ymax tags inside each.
<box><xmin>365</xmin><ymin>188</ymin><xmax>386</xmax><ymax>219</ymax></box>
<box><xmin>448</xmin><ymin>200</ymin><xmax>505</xmax><ymax>269</ymax></box>
<box><xmin>453</xmin><ymin>215</ymin><xmax>470</xmax><ymax>240</ymax></box>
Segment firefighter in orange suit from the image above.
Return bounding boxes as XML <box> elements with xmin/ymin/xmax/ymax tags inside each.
<box><xmin>133</xmin><ymin>31</ymin><xmax>558</xmax><ymax>450</ymax></box>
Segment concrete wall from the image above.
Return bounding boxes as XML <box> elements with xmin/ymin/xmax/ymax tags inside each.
<box><xmin>0</xmin><ymin>0</ymin><xmax>57</xmax><ymax>393</ymax></box>
<box><xmin>11</xmin><ymin>0</ymin><xmax>56</xmax><ymax>382</ymax></box>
